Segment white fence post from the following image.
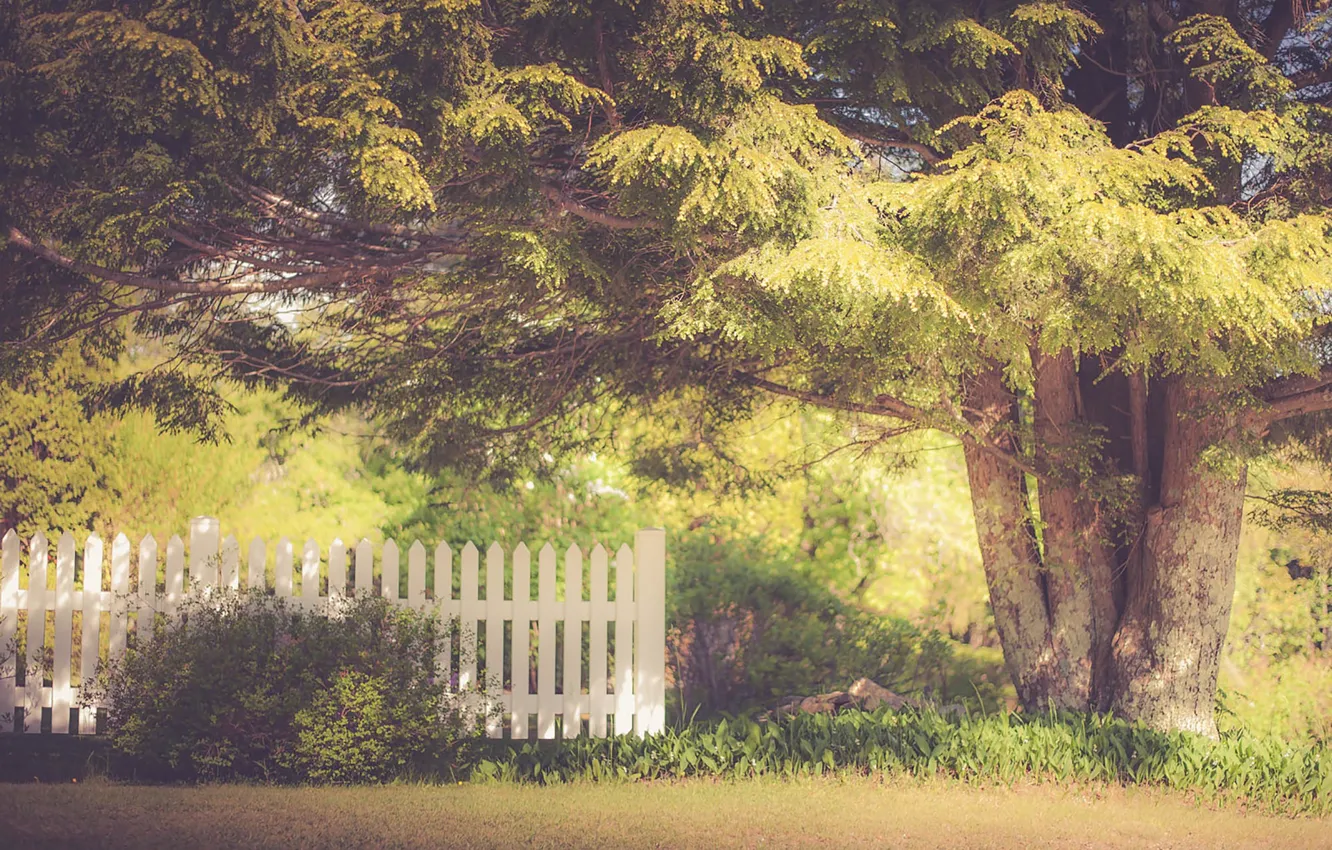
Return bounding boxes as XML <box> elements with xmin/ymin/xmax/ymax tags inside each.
<box><xmin>614</xmin><ymin>543</ymin><xmax>635</xmax><ymax>736</ymax></box>
<box><xmin>635</xmin><ymin>528</ymin><xmax>667</xmax><ymax>736</ymax></box>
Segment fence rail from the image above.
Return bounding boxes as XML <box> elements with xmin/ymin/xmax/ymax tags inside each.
<box><xmin>0</xmin><ymin>518</ymin><xmax>666</xmax><ymax>739</ymax></box>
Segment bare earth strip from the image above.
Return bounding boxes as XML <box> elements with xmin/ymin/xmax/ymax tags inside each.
<box><xmin>1</xmin><ymin>778</ymin><xmax>1329</xmax><ymax>849</ymax></box>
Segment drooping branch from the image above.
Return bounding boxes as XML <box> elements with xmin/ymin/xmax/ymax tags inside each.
<box><xmin>6</xmin><ymin>227</ymin><xmax>401</xmax><ymax>296</ymax></box>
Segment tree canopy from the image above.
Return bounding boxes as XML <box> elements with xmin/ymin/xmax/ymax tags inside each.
<box><xmin>3</xmin><ymin>0</ymin><xmax>1332</xmax><ymax>733</ymax></box>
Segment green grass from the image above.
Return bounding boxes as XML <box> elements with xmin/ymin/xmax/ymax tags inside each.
<box><xmin>1</xmin><ymin>778</ymin><xmax>1328</xmax><ymax>849</ymax></box>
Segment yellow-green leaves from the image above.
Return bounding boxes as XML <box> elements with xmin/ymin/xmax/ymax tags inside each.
<box><xmin>1167</xmin><ymin>15</ymin><xmax>1294</xmax><ymax>107</ymax></box>
<box><xmin>588</xmin><ymin>98</ymin><xmax>851</xmax><ymax>237</ymax></box>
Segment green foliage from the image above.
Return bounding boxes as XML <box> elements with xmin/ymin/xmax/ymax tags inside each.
<box><xmin>289</xmin><ymin>670</ymin><xmax>454</xmax><ymax>784</ymax></box>
<box><xmin>0</xmin><ymin>346</ymin><xmax>117</xmax><ymax>538</ymax></box>
<box><xmin>668</xmin><ymin>531</ymin><xmax>951</xmax><ymax>717</ymax></box>
<box><xmin>94</xmin><ymin>591</ymin><xmax>483</xmax><ymax>782</ymax></box>
<box><xmin>473</xmin><ymin>710</ymin><xmax>1332</xmax><ymax>815</ymax></box>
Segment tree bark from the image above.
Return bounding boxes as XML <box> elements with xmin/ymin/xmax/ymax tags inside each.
<box><xmin>962</xmin><ymin>367</ymin><xmax>1065</xmax><ymax>709</ymax></box>
<box><xmin>1032</xmin><ymin>349</ymin><xmax>1119</xmax><ymax>710</ymax></box>
<box><xmin>963</xmin><ymin>365</ymin><xmax>1249</xmax><ymax>734</ymax></box>
<box><xmin>1109</xmin><ymin>379</ymin><xmax>1247</xmax><ymax>737</ymax></box>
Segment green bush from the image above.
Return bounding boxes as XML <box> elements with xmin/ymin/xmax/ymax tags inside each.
<box><xmin>667</xmin><ymin>533</ymin><xmax>952</xmax><ymax>718</ymax></box>
<box><xmin>95</xmin><ymin>591</ymin><xmax>484</xmax><ymax>782</ymax></box>
<box><xmin>474</xmin><ymin>709</ymin><xmax>1332</xmax><ymax>815</ymax></box>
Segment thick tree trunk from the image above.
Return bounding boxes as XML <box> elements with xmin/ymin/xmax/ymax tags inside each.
<box><xmin>1109</xmin><ymin>379</ymin><xmax>1246</xmax><ymax>737</ymax></box>
<box><xmin>963</xmin><ymin>367</ymin><xmax>1248</xmax><ymax>734</ymax></box>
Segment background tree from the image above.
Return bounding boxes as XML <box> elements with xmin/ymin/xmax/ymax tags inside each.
<box><xmin>2</xmin><ymin>0</ymin><xmax>1331</xmax><ymax>734</ymax></box>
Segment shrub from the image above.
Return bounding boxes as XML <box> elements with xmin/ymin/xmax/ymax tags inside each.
<box><xmin>94</xmin><ymin>590</ymin><xmax>484</xmax><ymax>782</ymax></box>
<box><xmin>668</xmin><ymin>533</ymin><xmax>952</xmax><ymax>718</ymax></box>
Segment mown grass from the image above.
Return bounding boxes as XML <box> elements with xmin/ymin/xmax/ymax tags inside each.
<box><xmin>1</xmin><ymin>777</ymin><xmax>1328</xmax><ymax>849</ymax></box>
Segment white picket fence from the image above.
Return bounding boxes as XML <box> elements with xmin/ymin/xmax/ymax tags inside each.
<box><xmin>0</xmin><ymin>518</ymin><xmax>666</xmax><ymax>739</ymax></box>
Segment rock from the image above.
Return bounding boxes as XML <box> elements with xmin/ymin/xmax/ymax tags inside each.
<box><xmin>848</xmin><ymin>677</ymin><xmax>910</xmax><ymax>711</ymax></box>
<box><xmin>799</xmin><ymin>695</ymin><xmax>839</xmax><ymax>714</ymax></box>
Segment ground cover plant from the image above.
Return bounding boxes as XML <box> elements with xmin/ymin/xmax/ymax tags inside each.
<box><xmin>92</xmin><ymin>591</ymin><xmax>486</xmax><ymax>782</ymax></box>
<box><xmin>473</xmin><ymin>710</ymin><xmax>1332</xmax><ymax>816</ymax></box>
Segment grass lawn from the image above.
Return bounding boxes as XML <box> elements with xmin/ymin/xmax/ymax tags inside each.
<box><xmin>1</xmin><ymin>778</ymin><xmax>1328</xmax><ymax>849</ymax></box>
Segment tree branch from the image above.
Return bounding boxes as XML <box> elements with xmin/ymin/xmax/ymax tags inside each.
<box><xmin>6</xmin><ymin>227</ymin><xmax>393</xmax><ymax>295</ymax></box>
<box><xmin>1252</xmin><ymin>365</ymin><xmax>1332</xmax><ymax>425</ymax></box>
<box><xmin>540</xmin><ymin>184</ymin><xmax>662</xmax><ymax>230</ymax></box>
<box><xmin>818</xmin><ymin>113</ymin><xmax>943</xmax><ymax>164</ymax></box>
<box><xmin>732</xmin><ymin>370</ymin><xmax>1036</xmax><ymax>475</ymax></box>
<box><xmin>244</xmin><ymin>185</ymin><xmax>467</xmax><ymax>243</ymax></box>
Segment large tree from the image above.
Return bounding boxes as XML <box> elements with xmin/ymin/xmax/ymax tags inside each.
<box><xmin>3</xmin><ymin>0</ymin><xmax>1331</xmax><ymax>734</ymax></box>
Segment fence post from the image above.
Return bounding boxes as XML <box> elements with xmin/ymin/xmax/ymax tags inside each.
<box><xmin>634</xmin><ymin>528</ymin><xmax>666</xmax><ymax>736</ymax></box>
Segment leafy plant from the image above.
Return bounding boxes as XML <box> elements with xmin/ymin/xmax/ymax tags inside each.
<box><xmin>474</xmin><ymin>709</ymin><xmax>1332</xmax><ymax>815</ymax></box>
<box><xmin>92</xmin><ymin>590</ymin><xmax>485</xmax><ymax>782</ymax></box>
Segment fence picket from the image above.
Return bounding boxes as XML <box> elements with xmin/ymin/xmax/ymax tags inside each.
<box><xmin>563</xmin><ymin>544</ymin><xmax>583</xmax><ymax>739</ymax></box>
<box><xmin>434</xmin><ymin>541</ymin><xmax>453</xmax><ymax>690</ymax></box>
<box><xmin>301</xmin><ymin>540</ymin><xmax>320</xmax><ymax>605</ymax></box>
<box><xmin>536</xmin><ymin>543</ymin><xmax>557</xmax><ymax>740</ymax></box>
<box><xmin>79</xmin><ymin>534</ymin><xmax>104</xmax><ymax>734</ymax></box>
<box><xmin>383</xmin><ymin>540</ymin><xmax>400</xmax><ymax>603</ymax></box>
<box><xmin>137</xmin><ymin>535</ymin><xmax>157</xmax><ymax>646</ymax></box>
<box><xmin>354</xmin><ymin>539</ymin><xmax>373</xmax><ymax>597</ymax></box>
<box><xmin>275</xmin><ymin>538</ymin><xmax>293</xmax><ymax>600</ymax></box>
<box><xmin>52</xmin><ymin>533</ymin><xmax>75</xmax><ymax>734</ymax></box>
<box><xmin>485</xmin><ymin>543</ymin><xmax>505</xmax><ymax>738</ymax></box>
<box><xmin>248</xmin><ymin>538</ymin><xmax>266</xmax><ymax>592</ymax></box>
<box><xmin>510</xmin><ymin>543</ymin><xmax>531</xmax><ymax>739</ymax></box>
<box><xmin>24</xmin><ymin>532</ymin><xmax>48</xmax><ymax>734</ymax></box>
<box><xmin>4</xmin><ymin>521</ymin><xmax>665</xmax><ymax>742</ymax></box>
<box><xmin>109</xmin><ymin>534</ymin><xmax>130</xmax><ymax>667</ymax></box>
<box><xmin>635</xmin><ymin>529</ymin><xmax>667</xmax><ymax>736</ymax></box>
<box><xmin>589</xmin><ymin>544</ymin><xmax>610</xmax><ymax>738</ymax></box>
<box><xmin>220</xmin><ymin>536</ymin><xmax>240</xmax><ymax>590</ymax></box>
<box><xmin>614</xmin><ymin>543</ymin><xmax>634</xmax><ymax>737</ymax></box>
<box><xmin>328</xmin><ymin>539</ymin><xmax>347</xmax><ymax>601</ymax></box>
<box><xmin>408</xmin><ymin>542</ymin><xmax>425</xmax><ymax>607</ymax></box>
<box><xmin>165</xmin><ymin>536</ymin><xmax>185</xmax><ymax>615</ymax></box>
<box><xmin>1</xmin><ymin>530</ymin><xmax>18</xmax><ymax>731</ymax></box>
<box><xmin>189</xmin><ymin>517</ymin><xmax>219</xmax><ymax>590</ymax></box>
<box><xmin>459</xmin><ymin>543</ymin><xmax>478</xmax><ymax>694</ymax></box>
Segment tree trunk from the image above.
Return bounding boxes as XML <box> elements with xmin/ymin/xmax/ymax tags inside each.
<box><xmin>1109</xmin><ymin>379</ymin><xmax>1246</xmax><ymax>737</ymax></box>
<box><xmin>962</xmin><ymin>367</ymin><xmax>1065</xmax><ymax>709</ymax></box>
<box><xmin>963</xmin><ymin>368</ymin><xmax>1248</xmax><ymax>735</ymax></box>
<box><xmin>1032</xmin><ymin>349</ymin><xmax>1119</xmax><ymax>710</ymax></box>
